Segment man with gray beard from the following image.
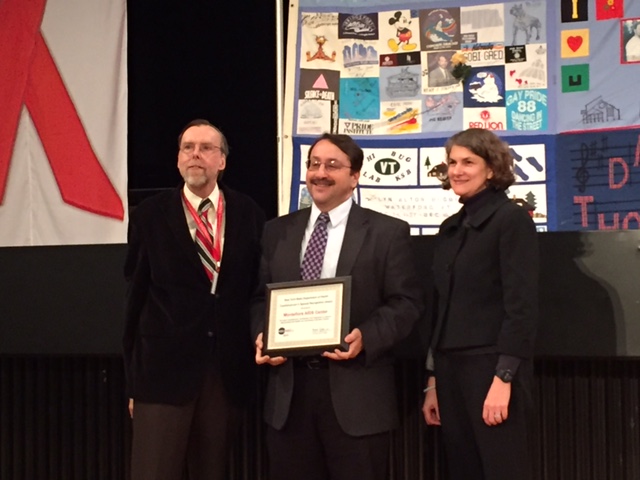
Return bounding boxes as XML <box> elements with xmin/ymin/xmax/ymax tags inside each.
<box><xmin>123</xmin><ymin>119</ymin><xmax>265</xmax><ymax>480</ymax></box>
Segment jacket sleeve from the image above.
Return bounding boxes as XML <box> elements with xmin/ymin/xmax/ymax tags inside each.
<box><xmin>122</xmin><ymin>215</ymin><xmax>149</xmax><ymax>398</ymax></box>
<box><xmin>357</xmin><ymin>220</ymin><xmax>426</xmax><ymax>364</ymax></box>
<box><xmin>250</xmin><ymin>222</ymin><xmax>272</xmax><ymax>342</ymax></box>
<box><xmin>497</xmin><ymin>207</ymin><xmax>539</xmax><ymax>359</ymax></box>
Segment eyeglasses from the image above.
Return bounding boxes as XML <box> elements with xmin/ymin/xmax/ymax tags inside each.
<box><xmin>306</xmin><ymin>159</ymin><xmax>351</xmax><ymax>172</ymax></box>
<box><xmin>180</xmin><ymin>143</ymin><xmax>223</xmax><ymax>155</ymax></box>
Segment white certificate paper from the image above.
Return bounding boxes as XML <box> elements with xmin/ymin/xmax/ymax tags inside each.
<box><xmin>264</xmin><ymin>277</ymin><xmax>351</xmax><ymax>356</ymax></box>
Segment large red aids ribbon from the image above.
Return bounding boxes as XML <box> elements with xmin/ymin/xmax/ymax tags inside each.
<box><xmin>0</xmin><ymin>0</ymin><xmax>124</xmax><ymax>220</ymax></box>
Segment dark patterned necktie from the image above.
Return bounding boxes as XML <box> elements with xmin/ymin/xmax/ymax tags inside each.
<box><xmin>300</xmin><ymin>213</ymin><xmax>330</xmax><ymax>280</ymax></box>
<box><xmin>195</xmin><ymin>198</ymin><xmax>215</xmax><ymax>281</ymax></box>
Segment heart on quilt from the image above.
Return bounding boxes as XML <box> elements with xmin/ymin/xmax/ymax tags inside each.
<box><xmin>567</xmin><ymin>36</ymin><xmax>583</xmax><ymax>52</ymax></box>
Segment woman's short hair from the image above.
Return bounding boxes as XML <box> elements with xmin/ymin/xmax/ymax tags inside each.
<box><xmin>442</xmin><ymin>128</ymin><xmax>515</xmax><ymax>190</ymax></box>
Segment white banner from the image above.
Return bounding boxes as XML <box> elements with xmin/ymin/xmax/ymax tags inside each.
<box><xmin>0</xmin><ymin>0</ymin><xmax>127</xmax><ymax>246</ymax></box>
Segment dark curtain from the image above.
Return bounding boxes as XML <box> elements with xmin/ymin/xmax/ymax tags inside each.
<box><xmin>127</xmin><ymin>0</ymin><xmax>282</xmax><ymax>219</ymax></box>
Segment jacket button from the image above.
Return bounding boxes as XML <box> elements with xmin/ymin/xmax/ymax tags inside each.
<box><xmin>207</xmin><ymin>331</ymin><xmax>214</xmax><ymax>337</ymax></box>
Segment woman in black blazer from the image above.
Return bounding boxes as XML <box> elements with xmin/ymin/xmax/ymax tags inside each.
<box><xmin>422</xmin><ymin>128</ymin><xmax>539</xmax><ymax>480</ymax></box>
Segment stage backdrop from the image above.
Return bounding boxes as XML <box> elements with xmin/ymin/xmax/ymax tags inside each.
<box><xmin>282</xmin><ymin>0</ymin><xmax>640</xmax><ymax>233</ymax></box>
<box><xmin>0</xmin><ymin>0</ymin><xmax>127</xmax><ymax>246</ymax></box>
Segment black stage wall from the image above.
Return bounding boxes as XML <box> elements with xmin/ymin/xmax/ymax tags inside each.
<box><xmin>127</xmin><ymin>0</ymin><xmax>281</xmax><ymax>217</ymax></box>
<box><xmin>2</xmin><ymin>1</ymin><xmax>640</xmax><ymax>479</ymax></box>
<box><xmin>2</xmin><ymin>232</ymin><xmax>640</xmax><ymax>358</ymax></box>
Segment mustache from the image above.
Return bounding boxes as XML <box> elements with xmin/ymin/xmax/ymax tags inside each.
<box><xmin>311</xmin><ymin>178</ymin><xmax>334</xmax><ymax>186</ymax></box>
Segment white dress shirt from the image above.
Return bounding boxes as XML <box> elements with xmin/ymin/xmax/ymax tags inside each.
<box><xmin>300</xmin><ymin>198</ymin><xmax>353</xmax><ymax>279</ymax></box>
<box><xmin>182</xmin><ymin>183</ymin><xmax>225</xmax><ymax>252</ymax></box>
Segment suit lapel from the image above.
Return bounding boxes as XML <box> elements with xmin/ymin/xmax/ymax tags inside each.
<box><xmin>281</xmin><ymin>209</ymin><xmax>310</xmax><ymax>280</ymax></box>
<box><xmin>163</xmin><ymin>187</ymin><xmax>208</xmax><ymax>279</ymax></box>
<box><xmin>217</xmin><ymin>185</ymin><xmax>240</xmax><ymax>280</ymax></box>
<box><xmin>336</xmin><ymin>203</ymin><xmax>368</xmax><ymax>277</ymax></box>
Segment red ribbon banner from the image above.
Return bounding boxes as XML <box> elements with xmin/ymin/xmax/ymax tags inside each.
<box><xmin>0</xmin><ymin>0</ymin><xmax>124</xmax><ymax>220</ymax></box>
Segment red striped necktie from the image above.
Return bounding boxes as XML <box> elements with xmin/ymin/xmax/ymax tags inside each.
<box><xmin>195</xmin><ymin>198</ymin><xmax>215</xmax><ymax>281</ymax></box>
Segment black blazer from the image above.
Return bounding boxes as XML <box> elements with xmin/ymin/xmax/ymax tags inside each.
<box><xmin>251</xmin><ymin>203</ymin><xmax>424</xmax><ymax>436</ymax></box>
<box><xmin>431</xmin><ymin>189</ymin><xmax>538</xmax><ymax>360</ymax></box>
<box><xmin>123</xmin><ymin>184</ymin><xmax>265</xmax><ymax>406</ymax></box>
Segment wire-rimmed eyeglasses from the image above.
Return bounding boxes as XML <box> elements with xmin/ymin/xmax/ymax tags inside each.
<box><xmin>306</xmin><ymin>159</ymin><xmax>351</xmax><ymax>172</ymax></box>
<box><xmin>180</xmin><ymin>143</ymin><xmax>223</xmax><ymax>155</ymax></box>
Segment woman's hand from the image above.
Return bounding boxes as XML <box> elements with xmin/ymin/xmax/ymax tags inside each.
<box><xmin>422</xmin><ymin>376</ymin><xmax>441</xmax><ymax>426</ymax></box>
<box><xmin>482</xmin><ymin>376</ymin><xmax>511</xmax><ymax>426</ymax></box>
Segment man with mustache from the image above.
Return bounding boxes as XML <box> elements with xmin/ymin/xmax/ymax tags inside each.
<box><xmin>123</xmin><ymin>119</ymin><xmax>265</xmax><ymax>480</ymax></box>
<box><xmin>251</xmin><ymin>133</ymin><xmax>424</xmax><ymax>480</ymax></box>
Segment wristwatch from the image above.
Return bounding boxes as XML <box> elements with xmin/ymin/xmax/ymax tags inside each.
<box><xmin>495</xmin><ymin>369</ymin><xmax>514</xmax><ymax>383</ymax></box>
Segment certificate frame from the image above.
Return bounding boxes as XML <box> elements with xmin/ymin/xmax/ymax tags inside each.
<box><xmin>263</xmin><ymin>276</ymin><xmax>351</xmax><ymax>357</ymax></box>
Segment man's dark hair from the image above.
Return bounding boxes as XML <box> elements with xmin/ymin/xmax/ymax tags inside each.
<box><xmin>307</xmin><ymin>133</ymin><xmax>364</xmax><ymax>172</ymax></box>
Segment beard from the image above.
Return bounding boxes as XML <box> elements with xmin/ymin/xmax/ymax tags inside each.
<box><xmin>183</xmin><ymin>169</ymin><xmax>209</xmax><ymax>189</ymax></box>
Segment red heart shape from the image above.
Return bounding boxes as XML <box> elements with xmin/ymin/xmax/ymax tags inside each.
<box><xmin>567</xmin><ymin>36</ymin><xmax>583</xmax><ymax>52</ymax></box>
<box><xmin>510</xmin><ymin>69</ymin><xmax>516</xmax><ymax>77</ymax></box>
<box><xmin>516</xmin><ymin>78</ymin><xmax>522</xmax><ymax>85</ymax></box>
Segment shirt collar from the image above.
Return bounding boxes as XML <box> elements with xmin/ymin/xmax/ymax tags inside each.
<box><xmin>309</xmin><ymin>197</ymin><xmax>353</xmax><ymax>227</ymax></box>
<box><xmin>182</xmin><ymin>183</ymin><xmax>220</xmax><ymax>212</ymax></box>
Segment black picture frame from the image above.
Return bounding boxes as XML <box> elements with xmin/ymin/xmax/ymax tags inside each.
<box><xmin>263</xmin><ymin>276</ymin><xmax>351</xmax><ymax>357</ymax></box>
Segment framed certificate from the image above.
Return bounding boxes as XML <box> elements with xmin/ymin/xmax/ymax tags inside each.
<box><xmin>263</xmin><ymin>276</ymin><xmax>351</xmax><ymax>357</ymax></box>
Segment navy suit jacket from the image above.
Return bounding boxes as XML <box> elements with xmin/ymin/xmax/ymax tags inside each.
<box><xmin>251</xmin><ymin>203</ymin><xmax>424</xmax><ymax>436</ymax></box>
<box><xmin>123</xmin><ymin>184</ymin><xmax>265</xmax><ymax>406</ymax></box>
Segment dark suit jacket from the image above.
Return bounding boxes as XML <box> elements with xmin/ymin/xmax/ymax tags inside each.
<box><xmin>428</xmin><ymin>67</ymin><xmax>456</xmax><ymax>87</ymax></box>
<box><xmin>431</xmin><ymin>189</ymin><xmax>538</xmax><ymax>360</ymax></box>
<box><xmin>251</xmin><ymin>203</ymin><xmax>424</xmax><ymax>436</ymax></box>
<box><xmin>123</xmin><ymin>184</ymin><xmax>265</xmax><ymax>406</ymax></box>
